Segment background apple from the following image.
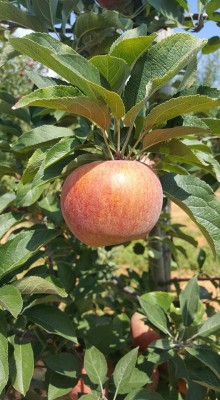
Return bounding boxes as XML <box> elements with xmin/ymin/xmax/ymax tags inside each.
<box><xmin>61</xmin><ymin>160</ymin><xmax>163</xmax><ymax>247</ymax></box>
<box><xmin>130</xmin><ymin>312</ymin><xmax>160</xmax><ymax>351</ymax></box>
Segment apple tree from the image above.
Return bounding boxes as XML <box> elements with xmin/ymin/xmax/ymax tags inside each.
<box><xmin>0</xmin><ymin>1</ymin><xmax>219</xmax><ymax>399</ymax></box>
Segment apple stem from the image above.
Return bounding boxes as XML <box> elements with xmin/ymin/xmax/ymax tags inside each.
<box><xmin>101</xmin><ymin>128</ymin><xmax>114</xmax><ymax>160</ymax></box>
<box><xmin>116</xmin><ymin>119</ymin><xmax>121</xmax><ymax>156</ymax></box>
<box><xmin>121</xmin><ymin>124</ymin><xmax>133</xmax><ymax>158</ymax></box>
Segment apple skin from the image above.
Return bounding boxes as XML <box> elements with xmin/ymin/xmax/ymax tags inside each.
<box><xmin>130</xmin><ymin>312</ymin><xmax>160</xmax><ymax>351</ymax></box>
<box><xmin>177</xmin><ymin>378</ymin><xmax>188</xmax><ymax>397</ymax></box>
<box><xmin>147</xmin><ymin>368</ymin><xmax>159</xmax><ymax>391</ymax></box>
<box><xmin>61</xmin><ymin>160</ymin><xmax>163</xmax><ymax>247</ymax></box>
<box><xmin>68</xmin><ymin>368</ymin><xmax>92</xmax><ymax>400</ymax></box>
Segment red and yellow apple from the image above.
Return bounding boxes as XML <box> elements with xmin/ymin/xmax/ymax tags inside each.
<box><xmin>68</xmin><ymin>367</ymin><xmax>92</xmax><ymax>400</ymax></box>
<box><xmin>130</xmin><ymin>312</ymin><xmax>160</xmax><ymax>351</ymax></box>
<box><xmin>97</xmin><ymin>0</ymin><xmax>120</xmax><ymax>8</ymax></box>
<box><xmin>61</xmin><ymin>160</ymin><xmax>163</xmax><ymax>247</ymax></box>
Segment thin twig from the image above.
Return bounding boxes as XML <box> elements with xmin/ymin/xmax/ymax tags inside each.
<box><xmin>126</xmin><ymin>128</ymin><xmax>149</xmax><ymax>160</ymax></box>
<box><xmin>101</xmin><ymin>128</ymin><xmax>114</xmax><ymax>160</ymax></box>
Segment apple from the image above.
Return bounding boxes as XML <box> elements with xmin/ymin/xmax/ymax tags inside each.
<box><xmin>61</xmin><ymin>160</ymin><xmax>163</xmax><ymax>247</ymax></box>
<box><xmin>147</xmin><ymin>368</ymin><xmax>159</xmax><ymax>391</ymax></box>
<box><xmin>130</xmin><ymin>312</ymin><xmax>160</xmax><ymax>351</ymax></box>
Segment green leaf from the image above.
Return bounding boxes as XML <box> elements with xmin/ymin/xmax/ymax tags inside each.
<box><xmin>118</xmin><ymin>368</ymin><xmax>151</xmax><ymax>394</ymax></box>
<box><xmin>25</xmin><ymin>305</ymin><xmax>77</xmax><ymax>342</ymax></box>
<box><xmin>124</xmin><ymin>389</ymin><xmax>164</xmax><ymax>400</ymax></box>
<box><xmin>13</xmin><ymin>125</ymin><xmax>75</xmax><ymax>153</ymax></box>
<box><xmin>144</xmin><ymin>95</ymin><xmax>220</xmax><ymax>130</ymax></box>
<box><xmin>113</xmin><ymin>348</ymin><xmax>138</xmax><ymax>394</ymax></box>
<box><xmin>0</xmin><ymin>192</ymin><xmax>16</xmax><ymax>213</ymax></box>
<box><xmin>0</xmin><ymin>100</ymin><xmax>30</xmax><ymax>123</ymax></box>
<box><xmin>90</xmin><ymin>55</ymin><xmax>130</xmax><ymax>93</ymax></box>
<box><xmin>0</xmin><ymin>1</ymin><xmax>47</xmax><ymax>31</ymax></box>
<box><xmin>0</xmin><ymin>285</ymin><xmax>23</xmax><ymax>318</ymax></box>
<box><xmin>16</xmin><ymin>183</ymin><xmax>44</xmax><ymax>207</ymax></box>
<box><xmin>13</xmin><ymin>276</ymin><xmax>67</xmax><ymax>298</ymax></box>
<box><xmin>44</xmin><ymin>353</ymin><xmax>81</xmax><ymax>378</ymax></box>
<box><xmin>179</xmin><ymin>277</ymin><xmax>199</xmax><ymax>327</ymax></box>
<box><xmin>0</xmin><ymin>228</ymin><xmax>59</xmax><ymax>279</ymax></box>
<box><xmin>11</xmin><ymin>342</ymin><xmax>34</xmax><ymax>396</ymax></box>
<box><xmin>47</xmin><ymin>370</ymin><xmax>74</xmax><ymax>400</ymax></box>
<box><xmin>84</xmin><ymin>346</ymin><xmax>108</xmax><ymax>385</ymax></box>
<box><xmin>142</xmin><ymin>126</ymin><xmax>211</xmax><ymax>150</ymax></box>
<box><xmin>206</xmin><ymin>0</ymin><xmax>220</xmax><ymax>22</ymax></box>
<box><xmin>110</xmin><ymin>34</ymin><xmax>156</xmax><ymax>68</ymax></box>
<box><xmin>0</xmin><ymin>44</ymin><xmax>19</xmax><ymax>68</ymax></box>
<box><xmin>202</xmin><ymin>36</ymin><xmax>220</xmax><ymax>54</ymax></box>
<box><xmin>138</xmin><ymin>297</ymin><xmax>172</xmax><ymax>336</ymax></box>
<box><xmin>9</xmin><ymin>33</ymin><xmax>125</xmax><ymax>119</ymax></box>
<box><xmin>0</xmin><ymin>212</ymin><xmax>23</xmax><ymax>240</ymax></box>
<box><xmin>32</xmin><ymin>0</ymin><xmax>58</xmax><ymax>29</ymax></box>
<box><xmin>192</xmin><ymin>312</ymin><xmax>220</xmax><ymax>338</ymax></box>
<box><xmin>139</xmin><ymin>292</ymin><xmax>175</xmax><ymax>313</ymax></box>
<box><xmin>124</xmin><ymin>33</ymin><xmax>206</xmax><ymax>124</ymax></box>
<box><xmin>22</xmin><ymin>149</ymin><xmax>46</xmax><ymax>184</ymax></box>
<box><xmin>186</xmin><ymin>346</ymin><xmax>220</xmax><ymax>379</ymax></box>
<box><xmin>44</xmin><ymin>137</ymin><xmax>81</xmax><ymax>168</ymax></box>
<box><xmin>15</xmin><ymin>86</ymin><xmax>111</xmax><ymax>130</ymax></box>
<box><xmin>161</xmin><ymin>174</ymin><xmax>220</xmax><ymax>259</ymax></box>
<box><xmin>38</xmin><ymin>194</ymin><xmax>63</xmax><ymax>225</ymax></box>
<box><xmin>0</xmin><ymin>313</ymin><xmax>8</xmax><ymax>394</ymax></box>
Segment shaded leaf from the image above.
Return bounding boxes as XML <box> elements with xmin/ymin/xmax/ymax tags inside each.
<box><xmin>32</xmin><ymin>0</ymin><xmax>58</xmax><ymax>29</ymax></box>
<box><xmin>161</xmin><ymin>174</ymin><xmax>220</xmax><ymax>259</ymax></box>
<box><xmin>191</xmin><ymin>367</ymin><xmax>220</xmax><ymax>392</ymax></box>
<box><xmin>118</xmin><ymin>367</ymin><xmax>151</xmax><ymax>394</ymax></box>
<box><xmin>0</xmin><ymin>228</ymin><xmax>59</xmax><ymax>279</ymax></box>
<box><xmin>192</xmin><ymin>312</ymin><xmax>220</xmax><ymax>338</ymax></box>
<box><xmin>0</xmin><ymin>1</ymin><xmax>47</xmax><ymax>31</ymax></box>
<box><xmin>47</xmin><ymin>371</ymin><xmax>74</xmax><ymax>400</ymax></box>
<box><xmin>25</xmin><ymin>305</ymin><xmax>77</xmax><ymax>342</ymax></box>
<box><xmin>139</xmin><ymin>292</ymin><xmax>175</xmax><ymax>313</ymax></box>
<box><xmin>186</xmin><ymin>346</ymin><xmax>220</xmax><ymax>379</ymax></box>
<box><xmin>44</xmin><ymin>353</ymin><xmax>81</xmax><ymax>378</ymax></box>
<box><xmin>0</xmin><ymin>285</ymin><xmax>22</xmax><ymax>318</ymax></box>
<box><xmin>0</xmin><ymin>44</ymin><xmax>19</xmax><ymax>68</ymax></box>
<box><xmin>124</xmin><ymin>389</ymin><xmax>164</xmax><ymax>400</ymax></box>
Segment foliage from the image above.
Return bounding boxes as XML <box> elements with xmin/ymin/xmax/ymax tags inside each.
<box><xmin>0</xmin><ymin>1</ymin><xmax>219</xmax><ymax>399</ymax></box>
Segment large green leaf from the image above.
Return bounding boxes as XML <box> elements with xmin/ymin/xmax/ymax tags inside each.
<box><xmin>0</xmin><ymin>100</ymin><xmax>30</xmax><ymax>123</ymax></box>
<box><xmin>13</xmin><ymin>125</ymin><xmax>75</xmax><ymax>153</ymax></box>
<box><xmin>179</xmin><ymin>277</ymin><xmax>199</xmax><ymax>327</ymax></box>
<box><xmin>161</xmin><ymin>174</ymin><xmax>220</xmax><ymax>259</ymax></box>
<box><xmin>9</xmin><ymin>33</ymin><xmax>125</xmax><ymax>119</ymax></box>
<box><xmin>0</xmin><ymin>285</ymin><xmax>23</xmax><ymax>318</ymax></box>
<box><xmin>16</xmin><ymin>183</ymin><xmax>44</xmax><ymax>207</ymax></box>
<box><xmin>0</xmin><ymin>228</ymin><xmax>59</xmax><ymax>279</ymax></box>
<box><xmin>11</xmin><ymin>342</ymin><xmax>34</xmax><ymax>396</ymax></box>
<box><xmin>84</xmin><ymin>346</ymin><xmax>108</xmax><ymax>385</ymax></box>
<box><xmin>90</xmin><ymin>55</ymin><xmax>130</xmax><ymax>93</ymax></box>
<box><xmin>190</xmin><ymin>367</ymin><xmax>220</xmax><ymax>392</ymax></box>
<box><xmin>25</xmin><ymin>305</ymin><xmax>77</xmax><ymax>342</ymax></box>
<box><xmin>144</xmin><ymin>95</ymin><xmax>220</xmax><ymax>130</ymax></box>
<box><xmin>0</xmin><ymin>212</ymin><xmax>23</xmax><ymax>240</ymax></box>
<box><xmin>201</xmin><ymin>118</ymin><xmax>220</xmax><ymax>133</ymax></box>
<box><xmin>44</xmin><ymin>137</ymin><xmax>82</xmax><ymax>168</ymax></box>
<box><xmin>139</xmin><ymin>292</ymin><xmax>175</xmax><ymax>313</ymax></box>
<box><xmin>47</xmin><ymin>371</ymin><xmax>75</xmax><ymax>400</ymax></box>
<box><xmin>124</xmin><ymin>33</ymin><xmax>206</xmax><ymax>124</ymax></box>
<box><xmin>0</xmin><ymin>313</ymin><xmax>8</xmax><ymax>394</ymax></box>
<box><xmin>138</xmin><ymin>297</ymin><xmax>172</xmax><ymax>336</ymax></box>
<box><xmin>206</xmin><ymin>0</ymin><xmax>220</xmax><ymax>22</ymax></box>
<box><xmin>15</xmin><ymin>86</ymin><xmax>111</xmax><ymax>130</ymax></box>
<box><xmin>142</xmin><ymin>126</ymin><xmax>211</xmax><ymax>150</ymax></box>
<box><xmin>14</xmin><ymin>276</ymin><xmax>67</xmax><ymax>298</ymax></box>
<box><xmin>0</xmin><ymin>1</ymin><xmax>47</xmax><ymax>31</ymax></box>
<box><xmin>22</xmin><ymin>149</ymin><xmax>46</xmax><ymax>184</ymax></box>
<box><xmin>113</xmin><ymin>348</ymin><xmax>138</xmax><ymax>395</ymax></box>
<box><xmin>110</xmin><ymin>34</ymin><xmax>156</xmax><ymax>68</ymax></box>
<box><xmin>117</xmin><ymin>368</ymin><xmax>151</xmax><ymax>394</ymax></box>
<box><xmin>146</xmin><ymin>0</ymin><xmax>184</xmax><ymax>22</ymax></box>
<box><xmin>202</xmin><ymin>36</ymin><xmax>220</xmax><ymax>54</ymax></box>
<box><xmin>124</xmin><ymin>389</ymin><xmax>164</xmax><ymax>400</ymax></box>
<box><xmin>32</xmin><ymin>0</ymin><xmax>58</xmax><ymax>29</ymax></box>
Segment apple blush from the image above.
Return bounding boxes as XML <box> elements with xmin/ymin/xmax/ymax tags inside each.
<box><xmin>61</xmin><ymin>160</ymin><xmax>163</xmax><ymax>247</ymax></box>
